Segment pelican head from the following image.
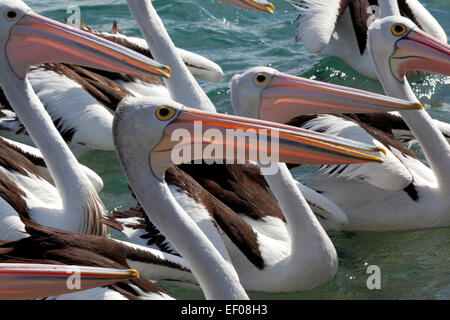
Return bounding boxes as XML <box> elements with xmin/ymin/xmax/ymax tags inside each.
<box><xmin>369</xmin><ymin>16</ymin><xmax>450</xmax><ymax>82</ymax></box>
<box><xmin>217</xmin><ymin>0</ymin><xmax>274</xmax><ymax>14</ymax></box>
<box><xmin>113</xmin><ymin>96</ymin><xmax>387</xmax><ymax>181</ymax></box>
<box><xmin>231</xmin><ymin>66</ymin><xmax>422</xmax><ymax>124</ymax></box>
<box><xmin>0</xmin><ymin>0</ymin><xmax>171</xmax><ymax>79</ymax></box>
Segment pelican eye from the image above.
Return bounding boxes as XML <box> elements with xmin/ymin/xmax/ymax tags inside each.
<box><xmin>4</xmin><ymin>9</ymin><xmax>19</xmax><ymax>21</ymax></box>
<box><xmin>253</xmin><ymin>72</ymin><xmax>270</xmax><ymax>87</ymax></box>
<box><xmin>392</xmin><ymin>23</ymin><xmax>407</xmax><ymax>36</ymax></box>
<box><xmin>156</xmin><ymin>106</ymin><xmax>176</xmax><ymax>121</ymax></box>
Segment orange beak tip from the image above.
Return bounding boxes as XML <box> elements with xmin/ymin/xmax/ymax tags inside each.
<box><xmin>164</xmin><ymin>66</ymin><xmax>172</xmax><ymax>79</ymax></box>
<box><xmin>130</xmin><ymin>269</ymin><xmax>140</xmax><ymax>279</ymax></box>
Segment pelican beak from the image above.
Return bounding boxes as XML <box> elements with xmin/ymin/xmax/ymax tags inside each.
<box><xmin>150</xmin><ymin>107</ymin><xmax>385</xmax><ymax>178</ymax></box>
<box><xmin>258</xmin><ymin>72</ymin><xmax>422</xmax><ymax>124</ymax></box>
<box><xmin>219</xmin><ymin>0</ymin><xmax>274</xmax><ymax>14</ymax></box>
<box><xmin>6</xmin><ymin>13</ymin><xmax>171</xmax><ymax>79</ymax></box>
<box><xmin>391</xmin><ymin>28</ymin><xmax>450</xmax><ymax>80</ymax></box>
<box><xmin>0</xmin><ymin>263</ymin><xmax>139</xmax><ymax>300</ymax></box>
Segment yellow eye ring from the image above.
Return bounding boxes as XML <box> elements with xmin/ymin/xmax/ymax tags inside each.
<box><xmin>4</xmin><ymin>9</ymin><xmax>19</xmax><ymax>21</ymax></box>
<box><xmin>392</xmin><ymin>23</ymin><xmax>407</xmax><ymax>36</ymax></box>
<box><xmin>155</xmin><ymin>106</ymin><xmax>176</xmax><ymax>121</ymax></box>
<box><xmin>253</xmin><ymin>72</ymin><xmax>270</xmax><ymax>87</ymax></box>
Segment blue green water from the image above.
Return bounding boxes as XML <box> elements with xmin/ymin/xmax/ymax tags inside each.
<box><xmin>27</xmin><ymin>0</ymin><xmax>449</xmax><ymax>299</ymax></box>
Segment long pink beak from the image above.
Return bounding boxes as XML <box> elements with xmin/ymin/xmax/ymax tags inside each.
<box><xmin>0</xmin><ymin>263</ymin><xmax>139</xmax><ymax>300</ymax></box>
<box><xmin>150</xmin><ymin>106</ymin><xmax>385</xmax><ymax>178</ymax></box>
<box><xmin>5</xmin><ymin>13</ymin><xmax>171</xmax><ymax>79</ymax></box>
<box><xmin>259</xmin><ymin>72</ymin><xmax>422</xmax><ymax>124</ymax></box>
<box><xmin>391</xmin><ymin>28</ymin><xmax>450</xmax><ymax>80</ymax></box>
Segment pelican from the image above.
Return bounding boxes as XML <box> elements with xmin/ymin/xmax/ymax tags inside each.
<box><xmin>307</xmin><ymin>4</ymin><xmax>450</xmax><ymax>230</ymax></box>
<box><xmin>108</xmin><ymin>0</ymin><xmax>394</xmax><ymax>293</ymax></box>
<box><xmin>292</xmin><ymin>0</ymin><xmax>447</xmax><ymax>79</ymax></box>
<box><xmin>0</xmin><ymin>0</ymin><xmax>171</xmax><ymax>240</ymax></box>
<box><xmin>344</xmin><ymin>10</ymin><xmax>450</xmax><ymax>230</ymax></box>
<box><xmin>230</xmin><ymin>65</ymin><xmax>424</xmax><ymax>236</ymax></box>
<box><xmin>233</xmin><ymin>12</ymin><xmax>450</xmax><ymax>230</ymax></box>
<box><xmin>0</xmin><ymin>263</ymin><xmax>139</xmax><ymax>300</ymax></box>
<box><xmin>113</xmin><ymin>95</ymin><xmax>384</xmax><ymax>293</ymax></box>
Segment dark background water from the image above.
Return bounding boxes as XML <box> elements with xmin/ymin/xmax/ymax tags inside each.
<box><xmin>26</xmin><ymin>0</ymin><xmax>449</xmax><ymax>299</ymax></box>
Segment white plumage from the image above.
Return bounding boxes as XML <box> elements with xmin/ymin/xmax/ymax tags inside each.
<box><xmin>294</xmin><ymin>0</ymin><xmax>343</xmax><ymax>53</ymax></box>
